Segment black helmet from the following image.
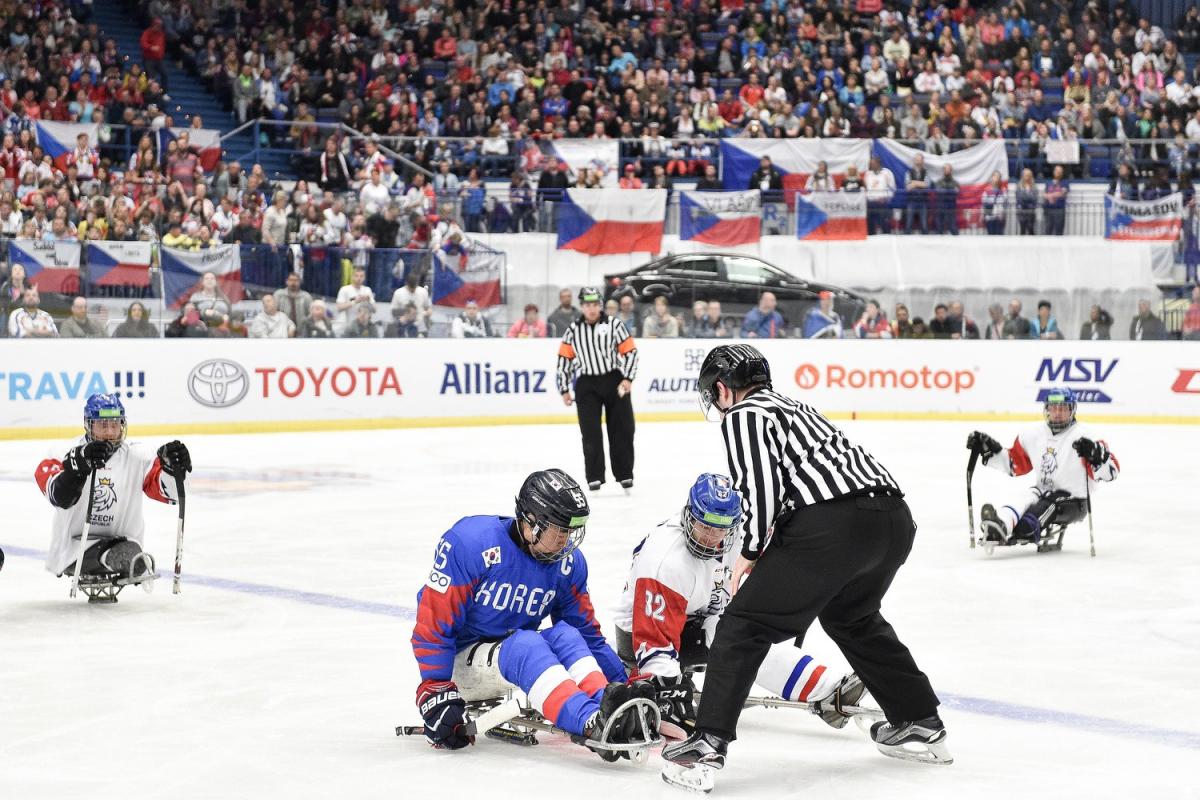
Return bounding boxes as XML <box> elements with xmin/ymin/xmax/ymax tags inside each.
<box><xmin>514</xmin><ymin>468</ymin><xmax>590</xmax><ymax>562</ymax></box>
<box><xmin>697</xmin><ymin>345</ymin><xmax>772</xmax><ymax>417</ymax></box>
<box><xmin>578</xmin><ymin>286</ymin><xmax>602</xmax><ymax>304</ymax></box>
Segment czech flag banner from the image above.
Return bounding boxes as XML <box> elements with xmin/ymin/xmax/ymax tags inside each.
<box><xmin>679</xmin><ymin>190</ymin><xmax>761</xmax><ymax>246</ymax></box>
<box><xmin>8</xmin><ymin>239</ymin><xmax>82</xmax><ymax>293</ymax></box>
<box><xmin>871</xmin><ymin>139</ymin><xmax>1007</xmax><ymax>211</ymax></box>
<box><xmin>795</xmin><ymin>192</ymin><xmax>867</xmax><ymax>240</ymax></box>
<box><xmin>1104</xmin><ymin>193</ymin><xmax>1183</xmax><ymax>241</ymax></box>
<box><xmin>158</xmin><ymin>127</ymin><xmax>223</xmax><ymax>172</ymax></box>
<box><xmin>34</xmin><ymin>121</ymin><xmax>98</xmax><ymax>172</ymax></box>
<box><xmin>432</xmin><ymin>246</ymin><xmax>504</xmax><ymax>307</ymax></box>
<box><xmin>557</xmin><ymin>189</ymin><xmax>667</xmax><ymax>255</ymax></box>
<box><xmin>719</xmin><ymin>139</ymin><xmax>870</xmax><ymax>205</ymax></box>
<box><xmin>549</xmin><ymin>140</ymin><xmax>620</xmax><ymax>187</ymax></box>
<box><xmin>86</xmin><ymin>241</ymin><xmax>153</xmax><ymax>288</ymax></box>
<box><xmin>161</xmin><ymin>244</ymin><xmax>243</xmax><ymax>308</ymax></box>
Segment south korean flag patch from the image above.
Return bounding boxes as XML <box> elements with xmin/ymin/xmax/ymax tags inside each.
<box><xmin>482</xmin><ymin>546</ymin><xmax>502</xmax><ymax>567</ymax></box>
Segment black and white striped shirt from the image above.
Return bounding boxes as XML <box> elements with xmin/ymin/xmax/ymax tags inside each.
<box><xmin>556</xmin><ymin>315</ymin><xmax>639</xmax><ymax>394</ymax></box>
<box><xmin>721</xmin><ymin>388</ymin><xmax>902</xmax><ymax>558</ymax></box>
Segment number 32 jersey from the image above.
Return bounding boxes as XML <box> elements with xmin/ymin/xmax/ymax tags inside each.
<box><xmin>612</xmin><ymin>518</ymin><xmax>733</xmax><ymax>678</ymax></box>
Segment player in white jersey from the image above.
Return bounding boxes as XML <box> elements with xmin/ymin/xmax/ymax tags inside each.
<box><xmin>34</xmin><ymin>393</ymin><xmax>191</xmax><ymax>596</ymax></box>
<box><xmin>613</xmin><ymin>473</ymin><xmax>864</xmax><ymax>739</ymax></box>
<box><xmin>968</xmin><ymin>387</ymin><xmax>1119</xmax><ymax>546</ymax></box>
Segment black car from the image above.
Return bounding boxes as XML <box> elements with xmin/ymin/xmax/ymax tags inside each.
<box><xmin>604</xmin><ymin>253</ymin><xmax>867</xmax><ymax>336</ymax></box>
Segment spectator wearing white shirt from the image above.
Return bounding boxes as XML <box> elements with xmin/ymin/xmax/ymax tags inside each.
<box><xmin>210</xmin><ymin>196</ymin><xmax>239</xmax><ymax>239</ymax></box>
<box><xmin>1187</xmin><ymin>110</ymin><xmax>1200</xmax><ymax>141</ymax></box>
<box><xmin>249</xmin><ymin>293</ymin><xmax>296</xmax><ymax>338</ymax></box>
<box><xmin>914</xmin><ymin>61</ymin><xmax>945</xmax><ymax>94</ymax></box>
<box><xmin>335</xmin><ymin>267</ymin><xmax>376</xmax><ymax>335</ymax></box>
<box><xmin>403</xmin><ymin>173</ymin><xmax>433</xmax><ymax>216</ymax></box>
<box><xmin>323</xmin><ymin>198</ymin><xmax>349</xmax><ymax>245</ymax></box>
<box><xmin>390</xmin><ymin>271</ymin><xmax>434</xmax><ymax>335</ymax></box>
<box><xmin>864</xmin><ymin>155</ymin><xmax>896</xmax><ymax>234</ymax></box>
<box><xmin>451</xmin><ymin>300</ymin><xmax>493</xmax><ymax>338</ymax></box>
<box><xmin>8</xmin><ymin>287</ymin><xmax>58</xmax><ymax>338</ymax></box>
<box><xmin>864</xmin><ymin>58</ymin><xmax>890</xmax><ymax>98</ymax></box>
<box><xmin>970</xmin><ymin>95</ymin><xmax>1000</xmax><ymax>131</ymax></box>
<box><xmin>261</xmin><ymin>192</ymin><xmax>292</xmax><ymax>245</ymax></box>
<box><xmin>359</xmin><ymin>169</ymin><xmax>392</xmax><ymax>215</ymax></box>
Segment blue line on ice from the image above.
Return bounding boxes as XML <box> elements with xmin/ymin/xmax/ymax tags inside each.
<box><xmin>4</xmin><ymin>543</ymin><xmax>1197</xmax><ymax>750</ymax></box>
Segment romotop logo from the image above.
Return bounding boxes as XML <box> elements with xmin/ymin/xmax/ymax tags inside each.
<box><xmin>795</xmin><ymin>363</ymin><xmax>975</xmax><ymax>393</ymax></box>
<box><xmin>188</xmin><ymin>359</ymin><xmax>250</xmax><ymax>408</ymax></box>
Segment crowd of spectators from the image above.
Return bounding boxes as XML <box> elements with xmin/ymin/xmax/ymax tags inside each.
<box><xmin>143</xmin><ymin>0</ymin><xmax>1200</xmax><ymax>187</ymax></box>
<box><xmin>6</xmin><ymin>275</ymin><xmax>1198</xmax><ymax>339</ymax></box>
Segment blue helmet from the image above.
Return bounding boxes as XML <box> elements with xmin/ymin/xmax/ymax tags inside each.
<box><xmin>84</xmin><ymin>393</ymin><xmax>126</xmax><ymax>443</ymax></box>
<box><xmin>681</xmin><ymin>473</ymin><xmax>743</xmax><ymax>559</ymax></box>
<box><xmin>1042</xmin><ymin>387</ymin><xmax>1077</xmax><ymax>434</ymax></box>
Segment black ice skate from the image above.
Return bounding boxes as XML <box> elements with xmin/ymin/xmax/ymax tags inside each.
<box><xmin>979</xmin><ymin>504</ymin><xmax>1009</xmax><ymax>545</ymax></box>
<box><xmin>870</xmin><ymin>715</ymin><xmax>953</xmax><ymax>765</ymax></box>
<box><xmin>620</xmin><ymin>479</ymin><xmax>634</xmax><ymax>494</ymax></box>
<box><xmin>813</xmin><ymin>673</ymin><xmax>867</xmax><ymax>729</ymax></box>
<box><xmin>588</xmin><ymin>481</ymin><xmax>603</xmax><ymax>492</ymax></box>
<box><xmin>660</xmin><ymin>731</ymin><xmax>728</xmax><ymax>794</ymax></box>
<box><xmin>579</xmin><ymin>682</ymin><xmax>661</xmax><ymax>763</ymax></box>
<box><xmin>78</xmin><ymin>542</ymin><xmax>157</xmax><ymax>603</ymax></box>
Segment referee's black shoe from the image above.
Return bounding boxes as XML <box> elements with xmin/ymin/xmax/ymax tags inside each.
<box><xmin>588</xmin><ymin>481</ymin><xmax>603</xmax><ymax>492</ymax></box>
<box><xmin>661</xmin><ymin>730</ymin><xmax>728</xmax><ymax>769</ymax></box>
<box><xmin>620</xmin><ymin>478</ymin><xmax>633</xmax><ymax>492</ymax></box>
<box><xmin>870</xmin><ymin>715</ymin><xmax>953</xmax><ymax>765</ymax></box>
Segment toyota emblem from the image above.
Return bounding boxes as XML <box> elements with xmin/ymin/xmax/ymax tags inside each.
<box><xmin>188</xmin><ymin>359</ymin><xmax>249</xmax><ymax>408</ymax></box>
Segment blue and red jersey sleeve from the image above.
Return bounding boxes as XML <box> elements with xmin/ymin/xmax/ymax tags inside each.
<box><xmin>551</xmin><ymin>553</ymin><xmax>628</xmax><ymax>683</ymax></box>
<box><xmin>411</xmin><ymin>529</ymin><xmax>481</xmax><ymax>682</ymax></box>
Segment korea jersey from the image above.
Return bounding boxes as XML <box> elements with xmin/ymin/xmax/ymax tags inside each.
<box><xmin>612</xmin><ymin>518</ymin><xmax>733</xmax><ymax>678</ymax></box>
<box><xmin>411</xmin><ymin>515</ymin><xmax>626</xmax><ymax>684</ymax></box>
<box><xmin>35</xmin><ymin>437</ymin><xmax>183</xmax><ymax>575</ymax></box>
<box><xmin>986</xmin><ymin>422</ymin><xmax>1119</xmax><ymax>496</ymax></box>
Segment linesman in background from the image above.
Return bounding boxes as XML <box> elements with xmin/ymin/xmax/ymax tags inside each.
<box><xmin>556</xmin><ymin>287</ymin><xmax>638</xmax><ymax>492</ymax></box>
<box><xmin>661</xmin><ymin>344</ymin><xmax>949</xmax><ymax>792</ymax></box>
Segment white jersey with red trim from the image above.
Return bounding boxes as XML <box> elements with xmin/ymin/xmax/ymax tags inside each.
<box><xmin>35</xmin><ymin>437</ymin><xmax>183</xmax><ymax>575</ymax></box>
<box><xmin>985</xmin><ymin>422</ymin><xmax>1120</xmax><ymax>496</ymax></box>
<box><xmin>612</xmin><ymin>518</ymin><xmax>842</xmax><ymax>704</ymax></box>
<box><xmin>613</xmin><ymin>517</ymin><xmax>732</xmax><ymax>678</ymax></box>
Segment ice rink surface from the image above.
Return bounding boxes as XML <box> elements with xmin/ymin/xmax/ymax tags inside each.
<box><xmin>2</xmin><ymin>418</ymin><xmax>1197</xmax><ymax>800</ymax></box>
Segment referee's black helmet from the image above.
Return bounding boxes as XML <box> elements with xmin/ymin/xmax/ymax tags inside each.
<box><xmin>698</xmin><ymin>345</ymin><xmax>772</xmax><ymax>414</ymax></box>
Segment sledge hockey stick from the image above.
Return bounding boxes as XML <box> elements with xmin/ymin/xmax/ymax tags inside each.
<box><xmin>172</xmin><ymin>472</ymin><xmax>187</xmax><ymax>594</ymax></box>
<box><xmin>695</xmin><ymin>691</ymin><xmax>885</xmax><ymax>720</ymax></box>
<box><xmin>396</xmin><ymin>697</ymin><xmax>523</xmax><ymax>739</ymax></box>
<box><xmin>68</xmin><ymin>468</ymin><xmax>100</xmax><ymax>599</ymax></box>
<box><xmin>966</xmin><ymin>445</ymin><xmax>980</xmax><ymax>549</ymax></box>
<box><xmin>1083</xmin><ymin>459</ymin><xmax>1096</xmax><ymax>558</ymax></box>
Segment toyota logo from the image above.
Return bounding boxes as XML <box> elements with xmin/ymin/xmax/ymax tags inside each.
<box><xmin>188</xmin><ymin>359</ymin><xmax>249</xmax><ymax>408</ymax></box>
<box><xmin>794</xmin><ymin>364</ymin><xmax>820</xmax><ymax>390</ymax></box>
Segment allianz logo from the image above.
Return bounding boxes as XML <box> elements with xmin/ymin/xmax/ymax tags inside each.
<box><xmin>440</xmin><ymin>362</ymin><xmax>549</xmax><ymax>394</ymax></box>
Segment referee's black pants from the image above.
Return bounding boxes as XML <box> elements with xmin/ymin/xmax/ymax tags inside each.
<box><xmin>574</xmin><ymin>371</ymin><xmax>635</xmax><ymax>485</ymax></box>
<box><xmin>696</xmin><ymin>494</ymin><xmax>939</xmax><ymax>740</ymax></box>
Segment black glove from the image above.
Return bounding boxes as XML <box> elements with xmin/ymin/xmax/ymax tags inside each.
<box><xmin>967</xmin><ymin>431</ymin><xmax>1002</xmax><ymax>458</ymax></box>
<box><xmin>416</xmin><ymin>680</ymin><xmax>473</xmax><ymax>750</ymax></box>
<box><xmin>157</xmin><ymin>441</ymin><xmax>192</xmax><ymax>476</ymax></box>
<box><xmin>643</xmin><ymin>674</ymin><xmax>696</xmax><ymax>738</ymax></box>
<box><xmin>64</xmin><ymin>441</ymin><xmax>115</xmax><ymax>475</ymax></box>
<box><xmin>1073</xmin><ymin>437</ymin><xmax>1108</xmax><ymax>467</ymax></box>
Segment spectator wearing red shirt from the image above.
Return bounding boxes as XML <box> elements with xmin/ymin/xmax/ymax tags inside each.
<box><xmin>434</xmin><ymin>29</ymin><xmax>458</xmax><ymax>60</ymax></box>
<box><xmin>1014</xmin><ymin>59</ymin><xmax>1041</xmax><ymax>89</ymax></box>
<box><xmin>507</xmin><ymin>304</ymin><xmax>548</xmax><ymax>338</ymax></box>
<box><xmin>717</xmin><ymin>89</ymin><xmax>743</xmax><ymax>124</ymax></box>
<box><xmin>738</xmin><ymin>73</ymin><xmax>765</xmax><ymax>110</ymax></box>
<box><xmin>1183</xmin><ymin>285</ymin><xmax>1200</xmax><ymax>341</ymax></box>
<box><xmin>854</xmin><ymin>300</ymin><xmax>893</xmax><ymax>339</ymax></box>
<box><xmin>140</xmin><ymin>18</ymin><xmax>168</xmax><ymax>91</ymax></box>
<box><xmin>39</xmin><ymin>86</ymin><xmax>70</xmax><ymax>121</ymax></box>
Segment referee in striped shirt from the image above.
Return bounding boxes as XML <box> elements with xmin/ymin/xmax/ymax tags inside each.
<box><xmin>556</xmin><ymin>287</ymin><xmax>638</xmax><ymax>492</ymax></box>
<box><xmin>662</xmin><ymin>344</ymin><xmax>949</xmax><ymax>788</ymax></box>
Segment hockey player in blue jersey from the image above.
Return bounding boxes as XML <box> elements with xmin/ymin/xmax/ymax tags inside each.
<box><xmin>411</xmin><ymin>468</ymin><xmax>654</xmax><ymax>758</ymax></box>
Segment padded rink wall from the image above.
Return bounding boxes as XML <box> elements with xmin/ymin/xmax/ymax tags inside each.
<box><xmin>1</xmin><ymin>339</ymin><xmax>1197</xmax><ymax>439</ymax></box>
